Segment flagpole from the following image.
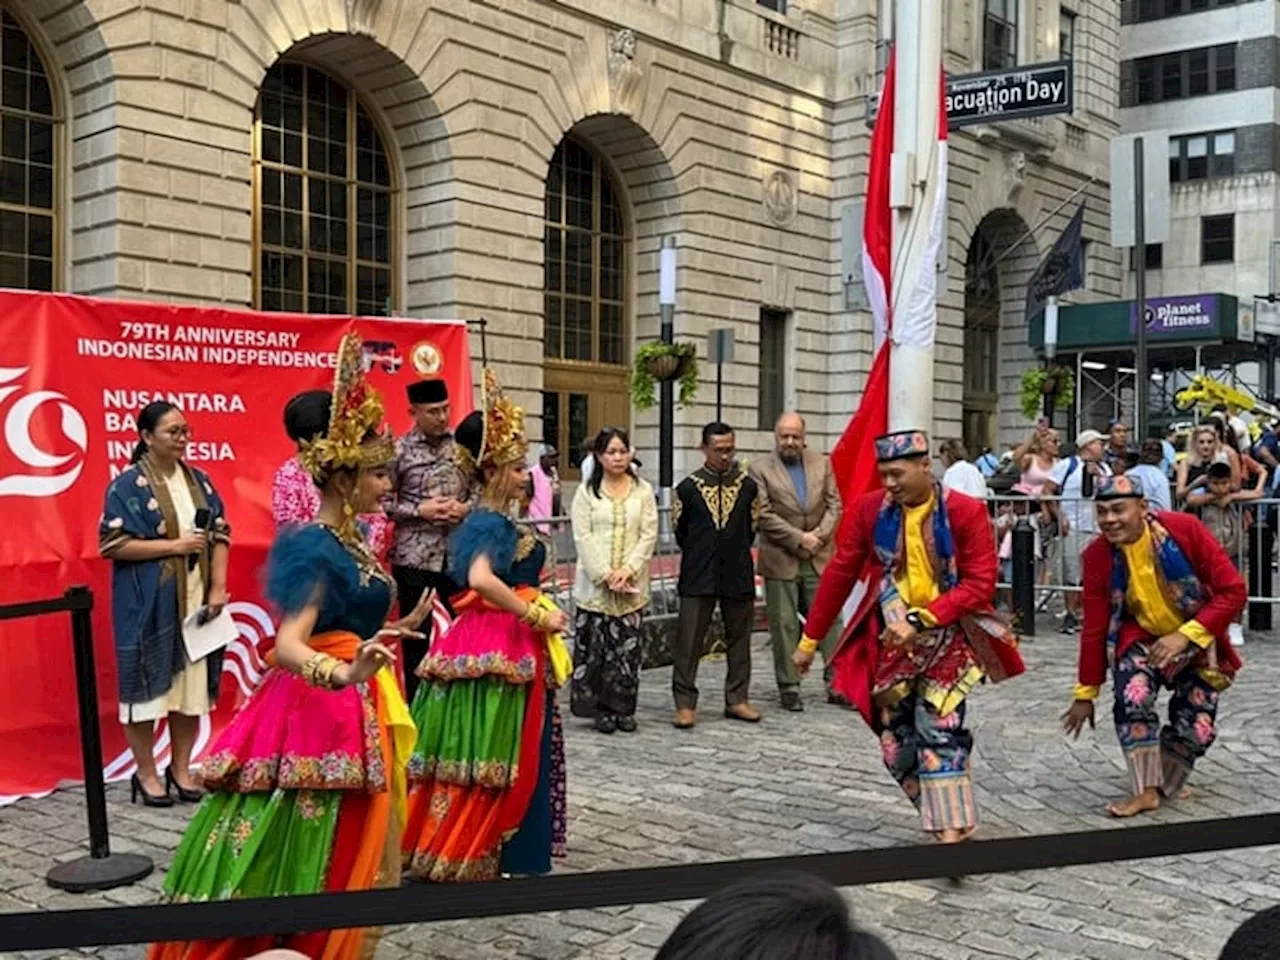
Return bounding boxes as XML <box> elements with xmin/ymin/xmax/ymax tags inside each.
<box><xmin>888</xmin><ymin>0</ymin><xmax>943</xmax><ymax>434</ymax></box>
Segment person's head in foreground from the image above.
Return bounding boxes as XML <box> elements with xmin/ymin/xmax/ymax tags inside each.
<box><xmin>653</xmin><ymin>871</ymin><xmax>897</xmax><ymax>960</ymax></box>
<box><xmin>1219</xmin><ymin>904</ymin><xmax>1280</xmax><ymax>959</ymax></box>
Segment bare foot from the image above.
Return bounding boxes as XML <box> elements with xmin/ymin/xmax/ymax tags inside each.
<box><xmin>934</xmin><ymin>826</ymin><xmax>978</xmax><ymax>844</ymax></box>
<box><xmin>1107</xmin><ymin>788</ymin><xmax>1161</xmax><ymax>818</ymax></box>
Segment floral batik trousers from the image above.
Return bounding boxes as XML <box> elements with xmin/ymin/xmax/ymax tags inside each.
<box><xmin>879</xmin><ymin>694</ymin><xmax>976</xmax><ymax>833</ymax></box>
<box><xmin>1113</xmin><ymin>643</ymin><xmax>1221</xmax><ymax>797</ymax></box>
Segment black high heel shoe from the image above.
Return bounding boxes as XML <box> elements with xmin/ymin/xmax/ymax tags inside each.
<box><xmin>165</xmin><ymin>767</ymin><xmax>203</xmax><ymax>803</ymax></box>
<box><xmin>131</xmin><ymin>773</ymin><xmax>173</xmax><ymax>808</ymax></box>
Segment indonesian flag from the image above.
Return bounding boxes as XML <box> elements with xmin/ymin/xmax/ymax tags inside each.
<box><xmin>828</xmin><ymin>48</ymin><xmax>948</xmax><ymax>621</ymax></box>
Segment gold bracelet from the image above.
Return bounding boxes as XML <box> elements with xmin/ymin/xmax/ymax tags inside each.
<box><xmin>797</xmin><ymin>636</ymin><xmax>820</xmax><ymax>655</ymax></box>
<box><xmin>519</xmin><ymin>604</ymin><xmax>540</xmax><ymax>626</ymax></box>
<box><xmin>302</xmin><ymin>653</ymin><xmax>342</xmax><ymax>689</ymax></box>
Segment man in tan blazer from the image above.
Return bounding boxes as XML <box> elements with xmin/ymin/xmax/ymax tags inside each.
<box><xmin>751</xmin><ymin>412</ymin><xmax>842</xmax><ymax>711</ymax></box>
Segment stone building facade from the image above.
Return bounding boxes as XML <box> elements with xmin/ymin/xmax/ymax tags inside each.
<box><xmin>2</xmin><ymin>0</ymin><xmax>1121</xmax><ymax>477</ymax></box>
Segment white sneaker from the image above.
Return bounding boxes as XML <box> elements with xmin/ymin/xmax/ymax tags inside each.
<box><xmin>1229</xmin><ymin>623</ymin><xmax>1244</xmax><ymax>647</ymax></box>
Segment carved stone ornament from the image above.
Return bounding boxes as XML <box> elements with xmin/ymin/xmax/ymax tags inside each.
<box><xmin>608</xmin><ymin>28</ymin><xmax>644</xmax><ymax>114</ymax></box>
<box><xmin>763</xmin><ymin>169</ymin><xmax>798</xmax><ymax>226</ymax></box>
<box><xmin>346</xmin><ymin>0</ymin><xmax>379</xmax><ymax>34</ymax></box>
<box><xmin>1003</xmin><ymin>150</ymin><xmax>1027</xmax><ymax>202</ymax></box>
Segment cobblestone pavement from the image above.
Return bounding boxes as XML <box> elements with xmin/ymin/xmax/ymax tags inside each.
<box><xmin>2</xmin><ymin>625</ymin><xmax>1279</xmax><ymax>960</ymax></box>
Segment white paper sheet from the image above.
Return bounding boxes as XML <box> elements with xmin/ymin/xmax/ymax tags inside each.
<box><xmin>182</xmin><ymin>607</ymin><xmax>238</xmax><ymax>662</ymax></box>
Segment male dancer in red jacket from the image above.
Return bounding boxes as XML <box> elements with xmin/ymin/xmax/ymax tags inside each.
<box><xmin>1062</xmin><ymin>474</ymin><xmax>1245</xmax><ymax>817</ymax></box>
<box><xmin>796</xmin><ymin>431</ymin><xmax>1023</xmax><ymax>843</ymax></box>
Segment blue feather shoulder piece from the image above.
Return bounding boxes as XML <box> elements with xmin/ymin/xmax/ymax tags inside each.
<box><xmin>266</xmin><ymin>524</ymin><xmax>358</xmax><ymax>623</ymax></box>
<box><xmin>448</xmin><ymin>509</ymin><xmax>517</xmax><ymax>586</ymax></box>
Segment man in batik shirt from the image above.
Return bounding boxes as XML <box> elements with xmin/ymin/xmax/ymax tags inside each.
<box><xmin>1062</xmin><ymin>474</ymin><xmax>1245</xmax><ymax>817</ymax></box>
<box><xmin>387</xmin><ymin>378</ymin><xmax>472</xmax><ymax>698</ymax></box>
<box><xmin>796</xmin><ymin>431</ymin><xmax>1024</xmax><ymax>843</ymax></box>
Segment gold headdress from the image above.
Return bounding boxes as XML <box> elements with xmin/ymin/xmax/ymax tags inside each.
<box><xmin>300</xmin><ymin>332</ymin><xmax>396</xmax><ymax>538</ymax></box>
<box><xmin>455</xmin><ymin>368</ymin><xmax>528</xmax><ymax>481</ymax></box>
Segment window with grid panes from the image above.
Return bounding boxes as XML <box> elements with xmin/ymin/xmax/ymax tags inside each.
<box><xmin>1169</xmin><ymin>130</ymin><xmax>1234</xmax><ymax>183</ymax></box>
<box><xmin>983</xmin><ymin>0</ymin><xmax>1018</xmax><ymax>70</ymax></box>
<box><xmin>0</xmin><ymin>10</ymin><xmax>56</xmax><ymax>291</ymax></box>
<box><xmin>1137</xmin><ymin>0</ymin><xmax>1237</xmax><ymax>22</ymax></box>
<box><xmin>1060</xmin><ymin>9</ymin><xmax>1076</xmax><ymax>61</ymax></box>
<box><xmin>1201</xmin><ymin>214</ymin><xmax>1234</xmax><ymax>264</ymax></box>
<box><xmin>543</xmin><ymin>138</ymin><xmax>626</xmax><ymax>366</ymax></box>
<box><xmin>1134</xmin><ymin>44</ymin><xmax>1236</xmax><ymax>104</ymax></box>
<box><xmin>253</xmin><ymin>62</ymin><xmax>394</xmax><ymax>315</ymax></box>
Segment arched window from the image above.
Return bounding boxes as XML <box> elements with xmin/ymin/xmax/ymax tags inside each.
<box><xmin>0</xmin><ymin>9</ymin><xmax>57</xmax><ymax>291</ymax></box>
<box><xmin>253</xmin><ymin>62</ymin><xmax>395</xmax><ymax>315</ymax></box>
<box><xmin>542</xmin><ymin>137</ymin><xmax>629</xmax><ymax>471</ymax></box>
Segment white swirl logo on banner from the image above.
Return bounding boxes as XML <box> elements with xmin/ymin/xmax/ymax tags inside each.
<box><xmin>0</xmin><ymin>366</ymin><xmax>88</xmax><ymax>498</ymax></box>
<box><xmin>101</xmin><ymin>601</ymin><xmax>274</xmax><ymax>785</ymax></box>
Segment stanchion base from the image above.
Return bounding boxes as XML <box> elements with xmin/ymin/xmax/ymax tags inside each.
<box><xmin>47</xmin><ymin>853</ymin><xmax>153</xmax><ymax>893</ymax></box>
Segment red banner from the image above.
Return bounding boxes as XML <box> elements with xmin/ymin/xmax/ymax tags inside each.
<box><xmin>0</xmin><ymin>290</ymin><xmax>472</xmax><ymax>801</ymax></box>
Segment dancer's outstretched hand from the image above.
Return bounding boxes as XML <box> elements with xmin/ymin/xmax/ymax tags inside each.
<box><xmin>1061</xmin><ymin>699</ymin><xmax>1095</xmax><ymax>739</ymax></box>
<box><xmin>337</xmin><ymin>641</ymin><xmax>397</xmax><ymax>687</ymax></box>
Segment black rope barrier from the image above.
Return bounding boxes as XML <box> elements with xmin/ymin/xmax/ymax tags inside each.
<box><xmin>0</xmin><ymin>587</ymin><xmax>154</xmax><ymax>893</ymax></box>
<box><xmin>2</xmin><ymin>812</ymin><xmax>1277</xmax><ymax>951</ymax></box>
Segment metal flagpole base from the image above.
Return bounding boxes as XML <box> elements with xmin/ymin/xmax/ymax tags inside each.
<box><xmin>47</xmin><ymin>852</ymin><xmax>153</xmax><ymax>893</ymax></box>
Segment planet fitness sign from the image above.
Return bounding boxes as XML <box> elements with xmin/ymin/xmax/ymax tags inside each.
<box><xmin>1130</xmin><ymin>294</ymin><xmax>1219</xmax><ymax>337</ymax></box>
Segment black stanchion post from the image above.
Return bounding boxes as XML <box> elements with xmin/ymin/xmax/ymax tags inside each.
<box><xmin>46</xmin><ymin>585</ymin><xmax>154</xmax><ymax>893</ymax></box>
<box><xmin>1011</xmin><ymin>518</ymin><xmax>1036</xmax><ymax>637</ymax></box>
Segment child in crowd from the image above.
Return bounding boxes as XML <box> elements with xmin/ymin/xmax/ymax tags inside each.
<box><xmin>994</xmin><ymin>491</ymin><xmax>1041</xmax><ymax>611</ymax></box>
<box><xmin>1187</xmin><ymin>461</ymin><xmax>1262</xmax><ymax>646</ymax></box>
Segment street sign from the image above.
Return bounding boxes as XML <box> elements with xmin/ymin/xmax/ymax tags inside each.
<box><xmin>1109</xmin><ymin>132</ymin><xmax>1170</xmax><ymax>247</ymax></box>
<box><xmin>707</xmin><ymin>328</ymin><xmax>735</xmax><ymax>365</ymax></box>
<box><xmin>945</xmin><ymin>61</ymin><xmax>1073</xmax><ymax>129</ymax></box>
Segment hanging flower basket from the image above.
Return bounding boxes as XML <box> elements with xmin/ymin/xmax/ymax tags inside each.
<box><xmin>1020</xmin><ymin>366</ymin><xmax>1075</xmax><ymax>420</ymax></box>
<box><xmin>631</xmin><ymin>341</ymin><xmax>700</xmax><ymax>411</ymax></box>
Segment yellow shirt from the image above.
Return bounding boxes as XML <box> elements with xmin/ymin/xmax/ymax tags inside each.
<box><xmin>895</xmin><ymin>496</ymin><xmax>940</xmax><ymax>612</ymax></box>
<box><xmin>802</xmin><ymin>495</ymin><xmax>939</xmax><ymax>651</ymax></box>
<box><xmin>1074</xmin><ymin>526</ymin><xmax>1212</xmax><ymax>701</ymax></box>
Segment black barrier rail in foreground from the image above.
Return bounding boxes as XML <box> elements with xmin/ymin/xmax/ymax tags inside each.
<box><xmin>2</xmin><ymin>812</ymin><xmax>1278</xmax><ymax>951</ymax></box>
<box><xmin>0</xmin><ymin>586</ymin><xmax>154</xmax><ymax>893</ymax></box>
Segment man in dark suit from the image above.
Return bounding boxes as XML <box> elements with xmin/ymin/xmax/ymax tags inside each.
<box><xmin>1062</xmin><ymin>474</ymin><xmax>1245</xmax><ymax>818</ymax></box>
<box><xmin>796</xmin><ymin>430</ymin><xmax>1024</xmax><ymax>843</ymax></box>
<box><xmin>751</xmin><ymin>412</ymin><xmax>841</xmax><ymax>711</ymax></box>
<box><xmin>672</xmin><ymin>422</ymin><xmax>760</xmax><ymax>729</ymax></box>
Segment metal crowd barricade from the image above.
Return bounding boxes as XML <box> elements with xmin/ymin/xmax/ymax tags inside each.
<box><xmin>986</xmin><ymin>490</ymin><xmax>1280</xmax><ymax>621</ymax></box>
<box><xmin>536</xmin><ymin>505</ymin><xmax>683</xmax><ymax>627</ymax></box>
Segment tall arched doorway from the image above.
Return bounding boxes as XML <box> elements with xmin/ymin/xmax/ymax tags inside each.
<box><xmin>963</xmin><ymin>230</ymin><xmax>1001</xmax><ymax>455</ymax></box>
<box><xmin>541</xmin><ymin>135</ymin><xmax>630</xmax><ymax>474</ymax></box>
<box><xmin>962</xmin><ymin>208</ymin><xmax>1039</xmax><ymax>455</ymax></box>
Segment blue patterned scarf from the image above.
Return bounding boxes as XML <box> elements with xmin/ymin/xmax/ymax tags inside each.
<box><xmin>873</xmin><ymin>483</ymin><xmax>956</xmax><ymax>623</ymax></box>
<box><xmin>1107</xmin><ymin>515</ymin><xmax>1203</xmax><ymax>668</ymax></box>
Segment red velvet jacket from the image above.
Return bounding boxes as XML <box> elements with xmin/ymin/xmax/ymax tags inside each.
<box><xmin>1078</xmin><ymin>510</ymin><xmax>1246</xmax><ymax>691</ymax></box>
<box><xmin>806</xmin><ymin>488</ymin><xmax>1000</xmax><ymax>644</ymax></box>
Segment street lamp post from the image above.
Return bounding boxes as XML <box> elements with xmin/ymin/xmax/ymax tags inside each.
<box><xmin>658</xmin><ymin>236</ymin><xmax>677</xmax><ymax>523</ymax></box>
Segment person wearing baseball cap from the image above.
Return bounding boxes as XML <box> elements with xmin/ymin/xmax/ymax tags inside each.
<box><xmin>1043</xmin><ymin>429</ymin><xmax>1113</xmax><ymax>634</ymax></box>
<box><xmin>1063</xmin><ymin>474</ymin><xmax>1245</xmax><ymax>818</ymax></box>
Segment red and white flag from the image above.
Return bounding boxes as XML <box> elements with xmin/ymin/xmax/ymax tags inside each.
<box><xmin>829</xmin><ymin>48</ymin><xmax>948</xmax><ymax>616</ymax></box>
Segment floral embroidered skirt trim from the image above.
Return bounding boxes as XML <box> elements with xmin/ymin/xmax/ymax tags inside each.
<box><xmin>147</xmin><ymin>787</ymin><xmax>400</xmax><ymax>960</ymax></box>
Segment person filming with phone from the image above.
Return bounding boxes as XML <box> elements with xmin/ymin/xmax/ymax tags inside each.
<box><xmin>99</xmin><ymin>401</ymin><xmax>232</xmax><ymax>807</ymax></box>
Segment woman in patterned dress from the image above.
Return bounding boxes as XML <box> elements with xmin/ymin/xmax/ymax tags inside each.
<box><xmin>100</xmin><ymin>401</ymin><xmax>231</xmax><ymax>808</ymax></box>
<box><xmin>402</xmin><ymin>371</ymin><xmax>572</xmax><ymax>881</ymax></box>
<box><xmin>148</xmin><ymin>334</ymin><xmax>423</xmax><ymax>960</ymax></box>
